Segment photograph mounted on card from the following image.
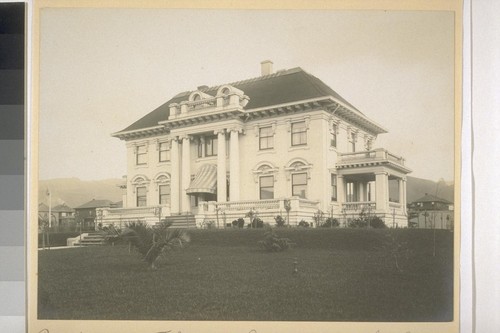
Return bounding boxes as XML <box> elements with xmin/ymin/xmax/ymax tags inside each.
<box><xmin>28</xmin><ymin>1</ymin><xmax>462</xmax><ymax>332</ymax></box>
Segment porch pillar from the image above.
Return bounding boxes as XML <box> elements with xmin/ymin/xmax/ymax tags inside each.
<box><xmin>216</xmin><ymin>129</ymin><xmax>227</xmax><ymax>202</ymax></box>
<box><xmin>337</xmin><ymin>175</ymin><xmax>345</xmax><ymax>206</ymax></box>
<box><xmin>359</xmin><ymin>182</ymin><xmax>366</xmax><ymax>202</ymax></box>
<box><xmin>229</xmin><ymin>128</ymin><xmax>241</xmax><ymax>201</ymax></box>
<box><xmin>375</xmin><ymin>171</ymin><xmax>389</xmax><ymax>212</ymax></box>
<box><xmin>400</xmin><ymin>177</ymin><xmax>407</xmax><ymax>215</ymax></box>
<box><xmin>181</xmin><ymin>135</ymin><xmax>191</xmax><ymax>213</ymax></box>
<box><xmin>170</xmin><ymin>138</ymin><xmax>180</xmax><ymax>214</ymax></box>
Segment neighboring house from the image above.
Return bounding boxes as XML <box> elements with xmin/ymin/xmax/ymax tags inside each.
<box><xmin>38</xmin><ymin>202</ymin><xmax>76</xmax><ymax>230</ymax></box>
<box><xmin>408</xmin><ymin>193</ymin><xmax>454</xmax><ymax>229</ymax></box>
<box><xmin>74</xmin><ymin>199</ymin><xmax>114</xmax><ymax>230</ymax></box>
<box><xmin>52</xmin><ymin>203</ymin><xmax>75</xmax><ymax>226</ymax></box>
<box><xmin>101</xmin><ymin>61</ymin><xmax>411</xmax><ymax>227</ymax></box>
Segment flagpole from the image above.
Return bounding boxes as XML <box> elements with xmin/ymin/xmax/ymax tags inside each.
<box><xmin>48</xmin><ymin>190</ymin><xmax>52</xmax><ymax>228</ymax></box>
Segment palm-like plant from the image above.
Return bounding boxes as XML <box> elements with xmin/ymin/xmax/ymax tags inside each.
<box><xmin>103</xmin><ymin>220</ymin><xmax>190</xmax><ymax>269</ymax></box>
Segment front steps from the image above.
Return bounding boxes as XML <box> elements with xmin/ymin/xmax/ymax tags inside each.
<box><xmin>76</xmin><ymin>232</ymin><xmax>107</xmax><ymax>246</ymax></box>
<box><xmin>160</xmin><ymin>214</ymin><xmax>196</xmax><ymax>228</ymax></box>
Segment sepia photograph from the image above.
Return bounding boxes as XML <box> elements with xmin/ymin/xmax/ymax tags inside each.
<box><xmin>30</xmin><ymin>1</ymin><xmax>461</xmax><ymax>332</ymax></box>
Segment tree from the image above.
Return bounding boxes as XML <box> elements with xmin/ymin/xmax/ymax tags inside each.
<box><xmin>104</xmin><ymin>221</ymin><xmax>190</xmax><ymax>269</ymax></box>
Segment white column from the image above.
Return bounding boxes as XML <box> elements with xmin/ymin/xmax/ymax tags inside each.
<box><xmin>375</xmin><ymin>171</ymin><xmax>388</xmax><ymax>212</ymax></box>
<box><xmin>359</xmin><ymin>182</ymin><xmax>365</xmax><ymax>202</ymax></box>
<box><xmin>337</xmin><ymin>175</ymin><xmax>345</xmax><ymax>205</ymax></box>
<box><xmin>400</xmin><ymin>177</ymin><xmax>407</xmax><ymax>215</ymax></box>
<box><xmin>229</xmin><ymin>128</ymin><xmax>241</xmax><ymax>201</ymax></box>
<box><xmin>181</xmin><ymin>135</ymin><xmax>191</xmax><ymax>213</ymax></box>
<box><xmin>170</xmin><ymin>138</ymin><xmax>180</xmax><ymax>214</ymax></box>
<box><xmin>216</xmin><ymin>129</ymin><xmax>227</xmax><ymax>202</ymax></box>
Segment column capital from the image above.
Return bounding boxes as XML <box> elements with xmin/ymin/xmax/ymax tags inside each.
<box><xmin>179</xmin><ymin>134</ymin><xmax>191</xmax><ymax>142</ymax></box>
<box><xmin>229</xmin><ymin>126</ymin><xmax>244</xmax><ymax>134</ymax></box>
<box><xmin>214</xmin><ymin>128</ymin><xmax>226</xmax><ymax>135</ymax></box>
<box><xmin>375</xmin><ymin>171</ymin><xmax>388</xmax><ymax>176</ymax></box>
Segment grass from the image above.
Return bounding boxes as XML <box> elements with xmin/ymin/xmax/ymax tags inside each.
<box><xmin>38</xmin><ymin>228</ymin><xmax>453</xmax><ymax>321</ymax></box>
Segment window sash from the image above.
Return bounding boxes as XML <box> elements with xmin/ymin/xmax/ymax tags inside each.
<box><xmin>291</xmin><ymin>122</ymin><xmax>307</xmax><ymax>146</ymax></box>
<box><xmin>331</xmin><ymin>174</ymin><xmax>337</xmax><ymax>201</ymax></box>
<box><xmin>158</xmin><ymin>143</ymin><xmax>170</xmax><ymax>162</ymax></box>
<box><xmin>259</xmin><ymin>176</ymin><xmax>274</xmax><ymax>199</ymax></box>
<box><xmin>259</xmin><ymin>127</ymin><xmax>274</xmax><ymax>150</ymax></box>
<box><xmin>136</xmin><ymin>145</ymin><xmax>147</xmax><ymax>165</ymax></box>
<box><xmin>292</xmin><ymin>173</ymin><xmax>307</xmax><ymax>198</ymax></box>
<box><xmin>136</xmin><ymin>187</ymin><xmax>147</xmax><ymax>207</ymax></box>
<box><xmin>205</xmin><ymin>137</ymin><xmax>218</xmax><ymax>156</ymax></box>
<box><xmin>159</xmin><ymin>185</ymin><xmax>171</xmax><ymax>205</ymax></box>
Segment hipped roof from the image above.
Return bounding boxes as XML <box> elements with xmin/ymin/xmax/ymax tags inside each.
<box><xmin>115</xmin><ymin>67</ymin><xmax>369</xmax><ymax>134</ymax></box>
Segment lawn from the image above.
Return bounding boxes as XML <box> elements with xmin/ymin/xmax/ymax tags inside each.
<box><xmin>38</xmin><ymin>228</ymin><xmax>454</xmax><ymax>321</ymax></box>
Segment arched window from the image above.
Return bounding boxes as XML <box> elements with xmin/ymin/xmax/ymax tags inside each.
<box><xmin>193</xmin><ymin>94</ymin><xmax>201</xmax><ymax>101</ymax></box>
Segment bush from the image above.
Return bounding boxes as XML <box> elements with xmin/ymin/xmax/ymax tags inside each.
<box><xmin>258</xmin><ymin>227</ymin><xmax>294</xmax><ymax>252</ymax></box>
<box><xmin>321</xmin><ymin>217</ymin><xmax>339</xmax><ymax>228</ymax></box>
<box><xmin>348</xmin><ymin>218</ymin><xmax>367</xmax><ymax>228</ymax></box>
<box><xmin>368</xmin><ymin>216</ymin><xmax>386</xmax><ymax>229</ymax></box>
<box><xmin>298</xmin><ymin>220</ymin><xmax>310</xmax><ymax>227</ymax></box>
<box><xmin>232</xmin><ymin>218</ymin><xmax>245</xmax><ymax>228</ymax></box>
<box><xmin>274</xmin><ymin>215</ymin><xmax>286</xmax><ymax>227</ymax></box>
<box><xmin>248</xmin><ymin>217</ymin><xmax>264</xmax><ymax>228</ymax></box>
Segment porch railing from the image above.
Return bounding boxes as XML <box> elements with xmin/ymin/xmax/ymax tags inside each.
<box><xmin>342</xmin><ymin>201</ymin><xmax>376</xmax><ymax>212</ymax></box>
<box><xmin>338</xmin><ymin>148</ymin><xmax>405</xmax><ymax>166</ymax></box>
<box><xmin>214</xmin><ymin>199</ymin><xmax>281</xmax><ymax>211</ymax></box>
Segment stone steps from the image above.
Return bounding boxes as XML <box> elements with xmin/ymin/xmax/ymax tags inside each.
<box><xmin>76</xmin><ymin>232</ymin><xmax>107</xmax><ymax>246</ymax></box>
<box><xmin>160</xmin><ymin>214</ymin><xmax>196</xmax><ymax>228</ymax></box>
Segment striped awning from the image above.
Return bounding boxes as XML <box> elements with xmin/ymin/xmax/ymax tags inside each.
<box><xmin>186</xmin><ymin>164</ymin><xmax>217</xmax><ymax>194</ymax></box>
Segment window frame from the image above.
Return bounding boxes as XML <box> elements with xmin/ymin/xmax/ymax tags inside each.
<box><xmin>259</xmin><ymin>175</ymin><xmax>274</xmax><ymax>199</ymax></box>
<box><xmin>136</xmin><ymin>145</ymin><xmax>147</xmax><ymax>165</ymax></box>
<box><xmin>331</xmin><ymin>174</ymin><xmax>337</xmax><ymax>202</ymax></box>
<box><xmin>136</xmin><ymin>186</ymin><xmax>147</xmax><ymax>207</ymax></box>
<box><xmin>330</xmin><ymin>125</ymin><xmax>337</xmax><ymax>148</ymax></box>
<box><xmin>291</xmin><ymin>172</ymin><xmax>308</xmax><ymax>199</ymax></box>
<box><xmin>259</xmin><ymin>126</ymin><xmax>274</xmax><ymax>150</ymax></box>
<box><xmin>291</xmin><ymin>121</ymin><xmax>307</xmax><ymax>146</ymax></box>
<box><xmin>158</xmin><ymin>142</ymin><xmax>170</xmax><ymax>162</ymax></box>
<box><xmin>159</xmin><ymin>184</ymin><xmax>171</xmax><ymax>205</ymax></box>
<box><xmin>205</xmin><ymin>136</ymin><xmax>218</xmax><ymax>157</ymax></box>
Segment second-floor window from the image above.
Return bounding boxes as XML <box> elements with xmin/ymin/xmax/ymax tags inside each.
<box><xmin>259</xmin><ymin>126</ymin><xmax>274</xmax><ymax>150</ymax></box>
<box><xmin>331</xmin><ymin>125</ymin><xmax>337</xmax><ymax>148</ymax></box>
<box><xmin>158</xmin><ymin>142</ymin><xmax>170</xmax><ymax>162</ymax></box>
<box><xmin>136</xmin><ymin>186</ymin><xmax>147</xmax><ymax>207</ymax></box>
<box><xmin>259</xmin><ymin>175</ymin><xmax>274</xmax><ymax>199</ymax></box>
<box><xmin>205</xmin><ymin>136</ymin><xmax>218</xmax><ymax>156</ymax></box>
<box><xmin>136</xmin><ymin>145</ymin><xmax>147</xmax><ymax>165</ymax></box>
<box><xmin>291</xmin><ymin>121</ymin><xmax>307</xmax><ymax>146</ymax></box>
<box><xmin>350</xmin><ymin>132</ymin><xmax>356</xmax><ymax>152</ymax></box>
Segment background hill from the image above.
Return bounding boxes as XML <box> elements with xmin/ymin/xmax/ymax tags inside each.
<box><xmin>38</xmin><ymin>176</ymin><xmax>454</xmax><ymax>209</ymax></box>
<box><xmin>39</xmin><ymin>178</ymin><xmax>124</xmax><ymax>208</ymax></box>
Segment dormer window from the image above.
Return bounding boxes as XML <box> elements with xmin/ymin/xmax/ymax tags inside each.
<box><xmin>221</xmin><ymin>87</ymin><xmax>230</xmax><ymax>96</ymax></box>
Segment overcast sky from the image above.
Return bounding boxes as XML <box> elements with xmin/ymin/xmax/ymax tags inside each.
<box><xmin>38</xmin><ymin>8</ymin><xmax>455</xmax><ymax>182</ymax></box>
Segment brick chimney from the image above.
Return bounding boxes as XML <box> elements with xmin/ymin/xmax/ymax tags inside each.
<box><xmin>260</xmin><ymin>60</ymin><xmax>273</xmax><ymax>76</ymax></box>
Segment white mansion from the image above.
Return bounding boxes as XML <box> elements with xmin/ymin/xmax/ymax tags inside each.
<box><xmin>99</xmin><ymin>61</ymin><xmax>411</xmax><ymax>228</ymax></box>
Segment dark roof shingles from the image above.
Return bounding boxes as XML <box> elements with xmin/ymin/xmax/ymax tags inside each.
<box><xmin>116</xmin><ymin>67</ymin><xmax>361</xmax><ymax>134</ymax></box>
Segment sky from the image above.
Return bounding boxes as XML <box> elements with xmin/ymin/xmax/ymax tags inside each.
<box><xmin>38</xmin><ymin>8</ymin><xmax>455</xmax><ymax>182</ymax></box>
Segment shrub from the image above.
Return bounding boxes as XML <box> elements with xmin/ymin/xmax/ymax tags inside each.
<box><xmin>298</xmin><ymin>220</ymin><xmax>310</xmax><ymax>227</ymax></box>
<box><xmin>274</xmin><ymin>215</ymin><xmax>286</xmax><ymax>227</ymax></box>
<box><xmin>348</xmin><ymin>218</ymin><xmax>367</xmax><ymax>228</ymax></box>
<box><xmin>258</xmin><ymin>227</ymin><xmax>294</xmax><ymax>252</ymax></box>
<box><xmin>368</xmin><ymin>216</ymin><xmax>386</xmax><ymax>229</ymax></box>
<box><xmin>232</xmin><ymin>218</ymin><xmax>246</xmax><ymax>228</ymax></box>
<box><xmin>248</xmin><ymin>217</ymin><xmax>264</xmax><ymax>228</ymax></box>
<box><xmin>321</xmin><ymin>217</ymin><xmax>339</xmax><ymax>228</ymax></box>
